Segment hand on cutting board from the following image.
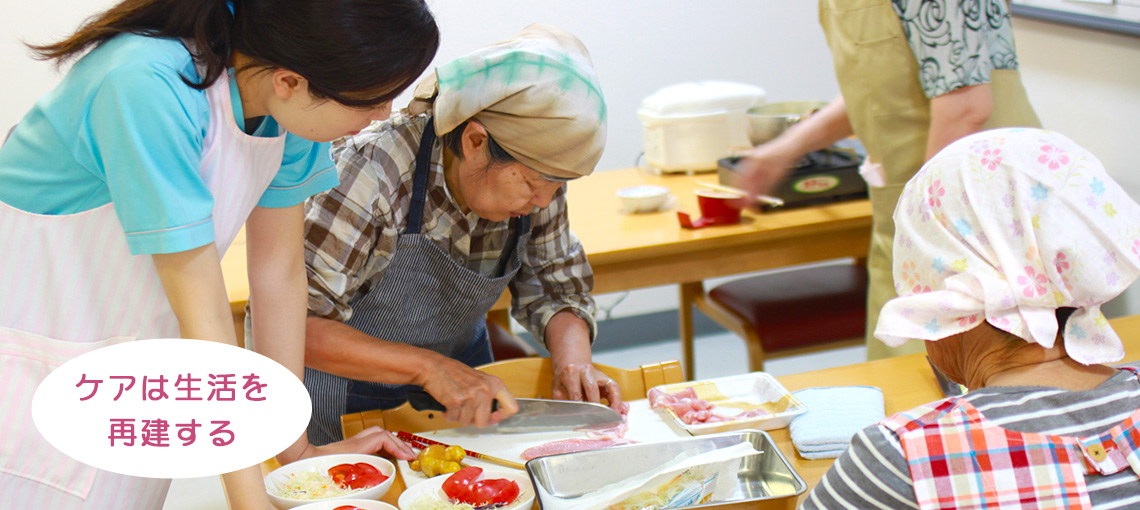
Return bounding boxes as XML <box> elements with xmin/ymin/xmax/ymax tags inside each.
<box><xmin>546</xmin><ymin>310</ymin><xmax>629</xmax><ymax>414</ymax></box>
<box><xmin>418</xmin><ymin>355</ymin><xmax>519</xmax><ymax>428</ymax></box>
<box><xmin>551</xmin><ymin>360</ymin><xmax>629</xmax><ymax>415</ymax></box>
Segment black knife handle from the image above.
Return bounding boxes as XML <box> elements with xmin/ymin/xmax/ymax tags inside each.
<box><xmin>407</xmin><ymin>388</ymin><xmax>499</xmax><ymax>412</ymax></box>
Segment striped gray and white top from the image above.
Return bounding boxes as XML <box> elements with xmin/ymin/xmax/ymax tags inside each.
<box><xmin>801</xmin><ymin>369</ymin><xmax>1140</xmax><ymax>510</ymax></box>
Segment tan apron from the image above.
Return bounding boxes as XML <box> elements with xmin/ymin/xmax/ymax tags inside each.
<box><xmin>819</xmin><ymin>0</ymin><xmax>1041</xmax><ymax>360</ymax></box>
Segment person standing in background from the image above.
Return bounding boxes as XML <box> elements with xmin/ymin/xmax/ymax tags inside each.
<box><xmin>734</xmin><ymin>0</ymin><xmax>1041</xmax><ymax>360</ymax></box>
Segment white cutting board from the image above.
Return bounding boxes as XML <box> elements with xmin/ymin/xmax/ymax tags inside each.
<box><xmin>397</xmin><ymin>399</ymin><xmax>688</xmax><ymax>487</ymax></box>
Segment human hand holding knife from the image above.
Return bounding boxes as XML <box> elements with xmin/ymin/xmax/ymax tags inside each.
<box><xmin>406</xmin><ymin>388</ymin><xmax>622</xmax><ymax>433</ymax></box>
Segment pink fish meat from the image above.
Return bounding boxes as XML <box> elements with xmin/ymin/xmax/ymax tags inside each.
<box><xmin>521</xmin><ymin>437</ymin><xmax>634</xmax><ymax>460</ymax></box>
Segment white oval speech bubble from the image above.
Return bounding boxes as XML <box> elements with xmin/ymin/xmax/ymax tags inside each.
<box><xmin>31</xmin><ymin>338</ymin><xmax>311</xmax><ymax>479</ymax></box>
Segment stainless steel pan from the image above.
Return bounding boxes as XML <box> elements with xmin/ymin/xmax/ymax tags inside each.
<box><xmin>746</xmin><ymin>101</ymin><xmax>828</xmax><ymax>145</ymax></box>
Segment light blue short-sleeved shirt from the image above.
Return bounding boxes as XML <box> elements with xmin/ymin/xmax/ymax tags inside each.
<box><xmin>0</xmin><ymin>34</ymin><xmax>338</xmax><ymax>255</ymax></box>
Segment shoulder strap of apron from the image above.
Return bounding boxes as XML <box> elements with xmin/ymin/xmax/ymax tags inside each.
<box><xmin>407</xmin><ymin>116</ymin><xmax>437</xmax><ymax>234</ymax></box>
<box><xmin>408</xmin><ymin>116</ymin><xmax>533</xmax><ymax>260</ymax></box>
<box><xmin>492</xmin><ymin>214</ymin><xmax>531</xmax><ymax>278</ymax></box>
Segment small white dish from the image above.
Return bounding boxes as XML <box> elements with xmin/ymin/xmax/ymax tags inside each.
<box><xmin>616</xmin><ymin>185</ymin><xmax>671</xmax><ymax>213</ymax></box>
<box><xmin>292</xmin><ymin>499</ymin><xmax>398</xmax><ymax>510</ymax></box>
<box><xmin>397</xmin><ymin>469</ymin><xmax>534</xmax><ymax>510</ymax></box>
<box><xmin>265</xmin><ymin>454</ymin><xmax>395</xmax><ymax>509</ymax></box>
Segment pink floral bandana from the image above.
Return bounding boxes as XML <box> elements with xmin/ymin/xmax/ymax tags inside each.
<box><xmin>874</xmin><ymin>128</ymin><xmax>1140</xmax><ymax>364</ymax></box>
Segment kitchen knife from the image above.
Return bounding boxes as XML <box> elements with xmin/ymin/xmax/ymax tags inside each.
<box><xmin>926</xmin><ymin>356</ymin><xmax>966</xmax><ymax>397</ymax></box>
<box><xmin>406</xmin><ymin>388</ymin><xmax>623</xmax><ymax>433</ymax></box>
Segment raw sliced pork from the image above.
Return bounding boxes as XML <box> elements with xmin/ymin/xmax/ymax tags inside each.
<box><xmin>648</xmin><ymin>387</ymin><xmax>771</xmax><ymax>425</ymax></box>
<box><xmin>521</xmin><ymin>437</ymin><xmax>634</xmax><ymax>460</ymax></box>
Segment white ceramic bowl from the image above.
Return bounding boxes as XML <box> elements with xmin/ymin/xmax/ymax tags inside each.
<box><xmin>292</xmin><ymin>499</ymin><xmax>398</xmax><ymax>510</ymax></box>
<box><xmin>397</xmin><ymin>469</ymin><xmax>534</xmax><ymax>510</ymax></box>
<box><xmin>616</xmin><ymin>185</ymin><xmax>670</xmax><ymax>213</ymax></box>
<box><xmin>265</xmin><ymin>454</ymin><xmax>396</xmax><ymax>509</ymax></box>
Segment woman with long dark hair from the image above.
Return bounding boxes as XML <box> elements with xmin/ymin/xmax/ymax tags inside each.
<box><xmin>0</xmin><ymin>0</ymin><xmax>438</xmax><ymax>507</ymax></box>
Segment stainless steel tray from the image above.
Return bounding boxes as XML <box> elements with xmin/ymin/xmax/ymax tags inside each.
<box><xmin>525</xmin><ymin>430</ymin><xmax>806</xmax><ymax>510</ymax></box>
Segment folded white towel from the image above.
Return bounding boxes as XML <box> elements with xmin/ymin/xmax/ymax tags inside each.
<box><xmin>789</xmin><ymin>386</ymin><xmax>885</xmax><ymax>460</ymax></box>
<box><xmin>796</xmin><ymin>447</ymin><xmax>848</xmax><ymax>460</ymax></box>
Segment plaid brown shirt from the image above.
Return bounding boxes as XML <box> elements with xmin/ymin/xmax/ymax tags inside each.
<box><xmin>305</xmin><ymin>113</ymin><xmax>597</xmax><ymax>343</ymax></box>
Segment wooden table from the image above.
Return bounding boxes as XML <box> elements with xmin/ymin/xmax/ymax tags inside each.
<box><xmin>767</xmin><ymin>313</ymin><xmax>1140</xmax><ymax>503</ymax></box>
<box><xmin>561</xmin><ymin>168</ymin><xmax>871</xmax><ymax>295</ymax></box>
<box><xmin>261</xmin><ymin>315</ymin><xmax>1140</xmax><ymax>507</ymax></box>
<box><xmin>559</xmin><ymin>168</ymin><xmax>871</xmax><ymax>377</ymax></box>
<box><xmin>222</xmin><ymin>167</ymin><xmax>873</xmax><ymax>363</ymax></box>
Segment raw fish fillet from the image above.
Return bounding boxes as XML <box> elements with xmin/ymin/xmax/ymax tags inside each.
<box><xmin>521</xmin><ymin>437</ymin><xmax>634</xmax><ymax>460</ymax></box>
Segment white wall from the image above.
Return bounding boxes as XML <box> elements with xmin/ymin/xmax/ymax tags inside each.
<box><xmin>1</xmin><ymin>0</ymin><xmax>111</xmax><ymax>133</ymax></box>
<box><xmin>1015</xmin><ymin>19</ymin><xmax>1140</xmax><ymax>190</ymax></box>
<box><xmin>407</xmin><ymin>1</ymin><xmax>839</xmax><ymax>172</ymax></box>
<box><xmin>1013</xmin><ymin>18</ymin><xmax>1140</xmax><ymax>318</ymax></box>
<box><xmin>5</xmin><ymin>3</ymin><xmax>1140</xmax><ymax>319</ymax></box>
<box><xmin>1</xmin><ymin>1</ymin><xmax>840</xmax><ymax>173</ymax></box>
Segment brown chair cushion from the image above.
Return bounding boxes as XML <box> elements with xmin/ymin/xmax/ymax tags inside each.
<box><xmin>488</xmin><ymin>321</ymin><xmax>539</xmax><ymax>360</ymax></box>
<box><xmin>708</xmin><ymin>264</ymin><xmax>867</xmax><ymax>353</ymax></box>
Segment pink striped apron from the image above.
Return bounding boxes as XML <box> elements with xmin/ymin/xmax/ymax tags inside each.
<box><xmin>0</xmin><ymin>64</ymin><xmax>286</xmax><ymax>508</ymax></box>
<box><xmin>883</xmin><ymin>369</ymin><xmax>1140</xmax><ymax>510</ymax></box>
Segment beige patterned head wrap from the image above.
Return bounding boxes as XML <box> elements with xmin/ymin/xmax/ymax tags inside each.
<box><xmin>406</xmin><ymin>24</ymin><xmax>607</xmax><ymax>179</ymax></box>
<box><xmin>875</xmin><ymin>128</ymin><xmax>1140</xmax><ymax>365</ymax></box>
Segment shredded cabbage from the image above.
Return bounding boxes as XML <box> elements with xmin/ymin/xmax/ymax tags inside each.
<box><xmin>407</xmin><ymin>493</ymin><xmax>525</xmax><ymax>510</ymax></box>
<box><xmin>271</xmin><ymin>468</ymin><xmax>369</xmax><ymax>500</ymax></box>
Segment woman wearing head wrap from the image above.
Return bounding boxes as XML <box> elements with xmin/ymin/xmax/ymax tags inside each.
<box><xmin>293</xmin><ymin>24</ymin><xmax>622</xmax><ymax>444</ymax></box>
<box><xmin>802</xmin><ymin>128</ymin><xmax>1140</xmax><ymax>509</ymax></box>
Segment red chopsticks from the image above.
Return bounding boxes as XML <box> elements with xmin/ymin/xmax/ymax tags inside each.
<box><xmin>397</xmin><ymin>431</ymin><xmax>525</xmax><ymax>470</ymax></box>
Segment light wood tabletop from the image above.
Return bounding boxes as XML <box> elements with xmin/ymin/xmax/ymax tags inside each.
<box><xmin>222</xmin><ymin>166</ymin><xmax>873</xmax><ymax>354</ymax></box>
<box><xmin>560</xmin><ymin>167</ymin><xmax>871</xmax><ymax>294</ymax></box>
<box><xmin>767</xmin><ymin>313</ymin><xmax>1140</xmax><ymax>504</ymax></box>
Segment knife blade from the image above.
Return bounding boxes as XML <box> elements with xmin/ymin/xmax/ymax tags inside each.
<box><xmin>406</xmin><ymin>388</ymin><xmax>623</xmax><ymax>433</ymax></box>
<box><xmin>926</xmin><ymin>356</ymin><xmax>966</xmax><ymax>397</ymax></box>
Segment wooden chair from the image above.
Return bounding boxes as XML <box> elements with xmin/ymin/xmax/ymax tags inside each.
<box><xmin>678</xmin><ymin>260</ymin><xmax>867</xmax><ymax>377</ymax></box>
<box><xmin>341</xmin><ymin>358</ymin><xmax>683</xmax><ymax>438</ymax></box>
<box><xmin>487</xmin><ymin>321</ymin><xmax>538</xmax><ymax>360</ymax></box>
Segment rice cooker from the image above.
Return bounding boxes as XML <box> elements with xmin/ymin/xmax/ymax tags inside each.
<box><xmin>638</xmin><ymin>81</ymin><xmax>766</xmax><ymax>173</ymax></box>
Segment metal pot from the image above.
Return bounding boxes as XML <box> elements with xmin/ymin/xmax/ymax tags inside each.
<box><xmin>746</xmin><ymin>100</ymin><xmax>829</xmax><ymax>145</ymax></box>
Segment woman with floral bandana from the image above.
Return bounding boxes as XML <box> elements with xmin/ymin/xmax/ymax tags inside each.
<box><xmin>803</xmin><ymin>128</ymin><xmax>1140</xmax><ymax>509</ymax></box>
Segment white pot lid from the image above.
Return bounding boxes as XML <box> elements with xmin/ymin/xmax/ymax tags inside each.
<box><xmin>639</xmin><ymin>81</ymin><xmax>766</xmax><ymax>117</ymax></box>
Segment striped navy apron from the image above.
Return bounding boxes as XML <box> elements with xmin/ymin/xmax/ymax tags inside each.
<box><xmin>304</xmin><ymin>118</ymin><xmax>531</xmax><ymax>445</ymax></box>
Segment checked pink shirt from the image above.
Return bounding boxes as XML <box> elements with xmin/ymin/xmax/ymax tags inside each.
<box><xmin>883</xmin><ymin>368</ymin><xmax>1140</xmax><ymax>510</ymax></box>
